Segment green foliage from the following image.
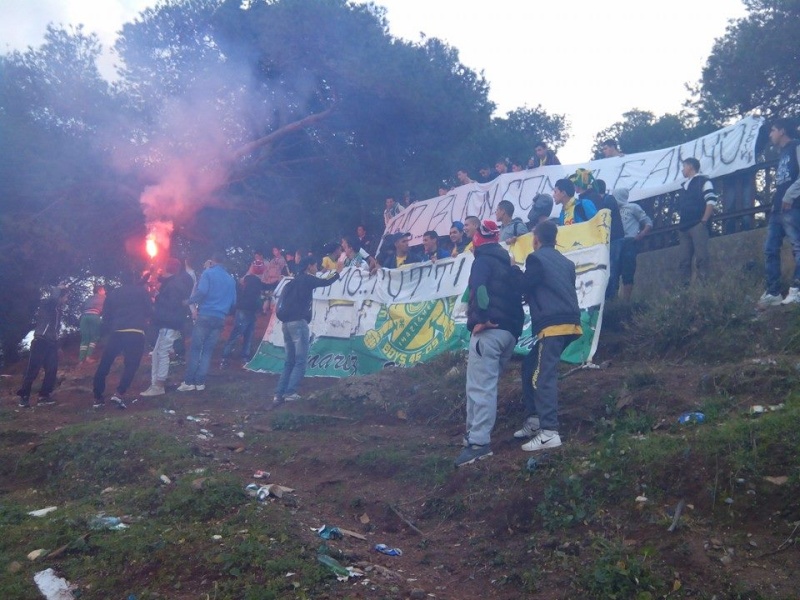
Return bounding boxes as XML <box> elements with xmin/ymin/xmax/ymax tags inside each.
<box><xmin>624</xmin><ymin>278</ymin><xmax>758</xmax><ymax>361</ymax></box>
<box><xmin>537</xmin><ymin>475</ymin><xmax>595</xmax><ymax>531</ymax></box>
<box><xmin>15</xmin><ymin>420</ymin><xmax>193</xmax><ymax>499</ymax></box>
<box><xmin>159</xmin><ymin>475</ymin><xmax>247</xmax><ymax>521</ymax></box>
<box><xmin>696</xmin><ymin>0</ymin><xmax>800</xmax><ymax>122</ymax></box>
<box><xmin>580</xmin><ymin>538</ymin><xmax>661</xmax><ymax>600</ymax></box>
<box><xmin>592</xmin><ymin>109</ymin><xmax>712</xmax><ymax>158</ymax></box>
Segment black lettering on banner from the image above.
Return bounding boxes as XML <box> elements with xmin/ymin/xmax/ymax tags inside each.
<box><xmin>611</xmin><ymin>159</ymin><xmax>647</xmax><ymax>191</ymax></box>
<box><xmin>385</xmin><ymin>268</ymin><xmax>404</xmax><ymax>301</ymax></box>
<box><xmin>719</xmin><ymin>122</ymin><xmax>746</xmax><ymax>165</ymax></box>
<box><xmin>409</xmin><ymin>263</ymin><xmax>432</xmax><ymax>298</ymax></box>
<box><xmin>699</xmin><ymin>132</ymin><xmax>722</xmax><ymax>169</ymax></box>
<box><xmin>433</xmin><ymin>261</ymin><xmax>451</xmax><ymax>294</ymax></box>
<box><xmin>428</xmin><ymin>195</ymin><xmax>457</xmax><ymax>232</ymax></box>
<box><xmin>739</xmin><ymin>122</ymin><xmax>758</xmax><ymax>163</ymax></box>
<box><xmin>395</xmin><ymin>204</ymin><xmax>430</xmax><ymax>241</ymax></box>
<box><xmin>641</xmin><ymin>151</ymin><xmax>675</xmax><ymax>187</ymax></box>
<box><xmin>518</xmin><ymin>175</ymin><xmax>552</xmax><ymax>212</ymax></box>
<box><xmin>462</xmin><ymin>189</ymin><xmax>490</xmax><ymax>221</ymax></box>
<box><xmin>344</xmin><ymin>267</ymin><xmax>364</xmax><ymax>295</ymax></box>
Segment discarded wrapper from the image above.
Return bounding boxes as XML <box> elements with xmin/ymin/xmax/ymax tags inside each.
<box><xmin>34</xmin><ymin>568</ymin><xmax>77</xmax><ymax>600</ymax></box>
<box><xmin>678</xmin><ymin>412</ymin><xmax>705</xmax><ymax>424</ymax></box>
<box><xmin>28</xmin><ymin>506</ymin><xmax>58</xmax><ymax>518</ymax></box>
<box><xmin>316</xmin><ymin>525</ymin><xmax>343</xmax><ymax>540</ymax></box>
<box><xmin>374</xmin><ymin>543</ymin><xmax>402</xmax><ymax>556</ymax></box>
<box><xmin>253</xmin><ymin>470</ymin><xmax>270</xmax><ymax>479</ymax></box>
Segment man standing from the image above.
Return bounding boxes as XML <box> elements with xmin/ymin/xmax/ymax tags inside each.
<box><xmin>677</xmin><ymin>158</ymin><xmax>717</xmax><ymax>285</ymax></box>
<box><xmin>455</xmin><ymin>220</ymin><xmax>524</xmax><ymax>467</ymax></box>
<box><xmin>461</xmin><ymin>216</ymin><xmax>481</xmax><ymax>254</ymax></box>
<box><xmin>527</xmin><ymin>194</ymin><xmax>554</xmax><ymax>229</ymax></box>
<box><xmin>220</xmin><ymin>266</ymin><xmax>269</xmax><ymax>366</ymax></box>
<box><xmin>384</xmin><ymin>197</ymin><xmax>402</xmax><ymax>227</ymax></box>
<box><xmin>92</xmin><ymin>272</ymin><xmax>153</xmax><ymax>408</ymax></box>
<box><xmin>141</xmin><ymin>259</ymin><xmax>194</xmax><ymax>396</ymax></box>
<box><xmin>421</xmin><ymin>230</ymin><xmax>450</xmax><ymax>262</ymax></box>
<box><xmin>356</xmin><ymin>225</ymin><xmax>373</xmax><ymax>255</ymax></box>
<box><xmin>378</xmin><ymin>233</ymin><xmax>422</xmax><ymax>269</ymax></box>
<box><xmin>516</xmin><ymin>220</ymin><xmax>582</xmax><ymax>452</ymax></box>
<box><xmin>449</xmin><ymin>221</ymin><xmax>468</xmax><ymax>256</ymax></box>
<box><xmin>178</xmin><ymin>253</ymin><xmax>237</xmax><ymax>392</ymax></box>
<box><xmin>496</xmin><ymin>200</ymin><xmax>527</xmax><ymax>245</ymax></box>
<box><xmin>614</xmin><ymin>188</ymin><xmax>653</xmax><ymax>302</ymax></box>
<box><xmin>456</xmin><ymin>169</ymin><xmax>475</xmax><ymax>186</ymax></box>
<box><xmin>17</xmin><ymin>285</ymin><xmax>68</xmax><ymax>407</ymax></box>
<box><xmin>553</xmin><ymin>179</ymin><xmax>597</xmax><ymax>226</ymax></box>
<box><xmin>594</xmin><ymin>179</ymin><xmax>625</xmax><ymax>300</ymax></box>
<box><xmin>78</xmin><ymin>285</ymin><xmax>105</xmax><ymax>363</ymax></box>
<box><xmin>271</xmin><ymin>256</ymin><xmax>342</xmax><ymax>407</ymax></box>
<box><xmin>601</xmin><ymin>139</ymin><xmax>624</xmax><ymax>158</ymax></box>
<box><xmin>759</xmin><ymin>118</ymin><xmax>800</xmax><ymax>307</ymax></box>
<box><xmin>529</xmin><ymin>142</ymin><xmax>561</xmax><ymax>168</ymax></box>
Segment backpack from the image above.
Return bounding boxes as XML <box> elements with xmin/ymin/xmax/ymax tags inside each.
<box><xmin>275</xmin><ymin>278</ymin><xmax>299</xmax><ymax>322</ymax></box>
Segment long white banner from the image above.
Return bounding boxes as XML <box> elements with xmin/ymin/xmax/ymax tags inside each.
<box><xmin>385</xmin><ymin>115</ymin><xmax>764</xmax><ymax>244</ymax></box>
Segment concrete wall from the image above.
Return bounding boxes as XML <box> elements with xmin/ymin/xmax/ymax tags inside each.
<box><xmin>631</xmin><ymin>228</ymin><xmax>792</xmax><ymax>301</ymax></box>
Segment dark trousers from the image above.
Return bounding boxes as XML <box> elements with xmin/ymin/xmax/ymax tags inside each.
<box><xmin>18</xmin><ymin>338</ymin><xmax>58</xmax><ymax>399</ymax></box>
<box><xmin>521</xmin><ymin>335</ymin><xmax>574</xmax><ymax>432</ymax></box>
<box><xmin>93</xmin><ymin>331</ymin><xmax>145</xmax><ymax>399</ymax></box>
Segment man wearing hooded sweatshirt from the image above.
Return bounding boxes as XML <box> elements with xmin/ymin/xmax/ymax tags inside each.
<box><xmin>17</xmin><ymin>285</ymin><xmax>68</xmax><ymax>407</ymax></box>
<box><xmin>614</xmin><ymin>188</ymin><xmax>652</xmax><ymax>301</ymax></box>
<box><xmin>141</xmin><ymin>258</ymin><xmax>194</xmax><ymax>397</ymax></box>
<box><xmin>455</xmin><ymin>220</ymin><xmax>525</xmax><ymax>467</ymax></box>
<box><xmin>92</xmin><ymin>272</ymin><xmax>153</xmax><ymax>408</ymax></box>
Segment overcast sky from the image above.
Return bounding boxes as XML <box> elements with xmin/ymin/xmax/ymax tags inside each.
<box><xmin>0</xmin><ymin>0</ymin><xmax>748</xmax><ymax>163</ymax></box>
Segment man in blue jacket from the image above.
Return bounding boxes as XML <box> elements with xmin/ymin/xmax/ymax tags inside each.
<box><xmin>178</xmin><ymin>252</ymin><xmax>237</xmax><ymax>392</ymax></box>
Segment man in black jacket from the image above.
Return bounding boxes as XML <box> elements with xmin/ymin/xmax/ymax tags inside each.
<box><xmin>220</xmin><ymin>268</ymin><xmax>269</xmax><ymax>366</ymax></box>
<box><xmin>141</xmin><ymin>258</ymin><xmax>193</xmax><ymax>397</ymax></box>
<box><xmin>92</xmin><ymin>271</ymin><xmax>152</xmax><ymax>408</ymax></box>
<box><xmin>270</xmin><ymin>256</ymin><xmax>342</xmax><ymax>407</ymax></box>
<box><xmin>677</xmin><ymin>157</ymin><xmax>717</xmax><ymax>285</ymax></box>
<box><xmin>455</xmin><ymin>220</ymin><xmax>524</xmax><ymax>467</ymax></box>
<box><xmin>17</xmin><ymin>285</ymin><xmax>68</xmax><ymax>407</ymax></box>
<box><xmin>516</xmin><ymin>220</ymin><xmax>582</xmax><ymax>452</ymax></box>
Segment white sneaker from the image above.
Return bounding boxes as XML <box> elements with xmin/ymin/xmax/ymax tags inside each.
<box><xmin>513</xmin><ymin>416</ymin><xmax>541</xmax><ymax>439</ymax></box>
<box><xmin>780</xmin><ymin>287</ymin><xmax>800</xmax><ymax>305</ymax></box>
<box><xmin>283</xmin><ymin>393</ymin><xmax>301</xmax><ymax>402</ymax></box>
<box><xmin>758</xmin><ymin>292</ymin><xmax>783</xmax><ymax>308</ymax></box>
<box><xmin>521</xmin><ymin>430</ymin><xmax>562</xmax><ymax>452</ymax></box>
<box><xmin>140</xmin><ymin>385</ymin><xmax>165</xmax><ymax>397</ymax></box>
<box><xmin>177</xmin><ymin>382</ymin><xmax>196</xmax><ymax>392</ymax></box>
<box><xmin>195</xmin><ymin>384</ymin><xmax>206</xmax><ymax>391</ymax></box>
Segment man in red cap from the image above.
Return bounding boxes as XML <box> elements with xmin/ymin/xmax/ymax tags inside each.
<box><xmin>140</xmin><ymin>258</ymin><xmax>194</xmax><ymax>397</ymax></box>
<box><xmin>455</xmin><ymin>220</ymin><xmax>524</xmax><ymax>467</ymax></box>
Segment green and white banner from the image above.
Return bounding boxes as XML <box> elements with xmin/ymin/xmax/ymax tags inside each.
<box><xmin>247</xmin><ymin>211</ymin><xmax>610</xmax><ymax>378</ymax></box>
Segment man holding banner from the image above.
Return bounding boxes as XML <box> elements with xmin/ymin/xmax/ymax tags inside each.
<box><xmin>455</xmin><ymin>221</ymin><xmax>524</xmax><ymax>467</ymax></box>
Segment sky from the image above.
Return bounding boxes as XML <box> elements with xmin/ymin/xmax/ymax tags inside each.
<box><xmin>0</xmin><ymin>0</ymin><xmax>748</xmax><ymax>164</ymax></box>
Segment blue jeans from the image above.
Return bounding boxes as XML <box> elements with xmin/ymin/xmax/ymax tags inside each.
<box><xmin>221</xmin><ymin>310</ymin><xmax>256</xmax><ymax>360</ymax></box>
<box><xmin>275</xmin><ymin>320</ymin><xmax>310</xmax><ymax>397</ymax></box>
<box><xmin>765</xmin><ymin>208</ymin><xmax>800</xmax><ymax>295</ymax></box>
<box><xmin>606</xmin><ymin>238</ymin><xmax>623</xmax><ymax>300</ymax></box>
<box><xmin>184</xmin><ymin>315</ymin><xmax>224</xmax><ymax>385</ymax></box>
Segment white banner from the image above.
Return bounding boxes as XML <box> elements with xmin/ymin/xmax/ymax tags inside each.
<box><xmin>385</xmin><ymin>115</ymin><xmax>764</xmax><ymax>244</ymax></box>
<box><xmin>315</xmin><ymin>255</ymin><xmax>472</xmax><ymax>304</ymax></box>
